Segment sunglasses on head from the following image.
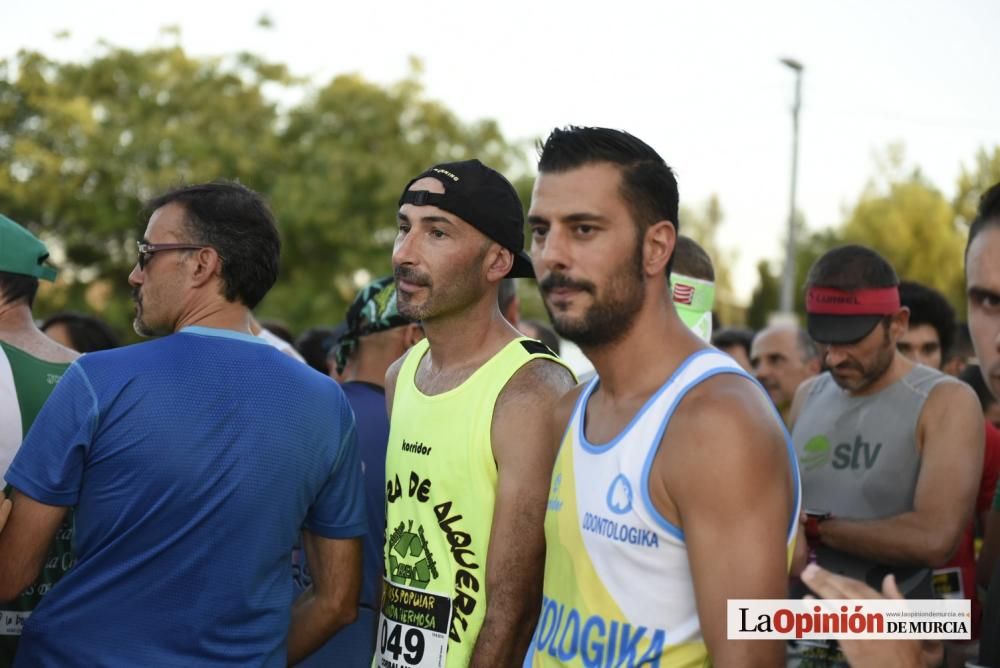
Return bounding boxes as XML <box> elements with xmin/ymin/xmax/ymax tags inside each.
<box><xmin>136</xmin><ymin>241</ymin><xmax>210</xmax><ymax>270</ymax></box>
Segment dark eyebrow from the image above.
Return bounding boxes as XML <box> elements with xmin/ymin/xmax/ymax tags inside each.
<box><xmin>969</xmin><ymin>286</ymin><xmax>1000</xmax><ymax>301</ymax></box>
<box><xmin>527</xmin><ymin>212</ymin><xmax>608</xmax><ymax>225</ymax></box>
<box><xmin>397</xmin><ymin>211</ymin><xmax>455</xmax><ymax>227</ymax></box>
<box><xmin>563</xmin><ymin>212</ymin><xmax>607</xmax><ymax>223</ymax></box>
<box><xmin>418</xmin><ymin>215</ymin><xmax>455</xmax><ymax>226</ymax></box>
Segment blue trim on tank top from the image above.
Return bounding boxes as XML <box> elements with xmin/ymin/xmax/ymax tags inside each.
<box><xmin>740</xmin><ymin>374</ymin><xmax>802</xmax><ymax>541</ymax></box>
<box><xmin>639</xmin><ymin>363</ymin><xmax>802</xmax><ymax>543</ymax></box>
<box><xmin>576</xmin><ymin>348</ymin><xmax>717</xmax><ymax>455</ymax></box>
<box><xmin>180</xmin><ymin>325</ymin><xmax>269</xmax><ymax>345</ymax></box>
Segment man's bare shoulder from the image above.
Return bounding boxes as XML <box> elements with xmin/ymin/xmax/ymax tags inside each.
<box><xmin>919</xmin><ymin>375</ymin><xmax>983</xmax><ymax>431</ymax></box>
<box><xmin>497</xmin><ymin>357</ymin><xmax>576</xmax><ymax>408</ymax></box>
<box><xmin>385</xmin><ymin>346</ymin><xmax>415</xmax><ymax>387</ymax></box>
<box><xmin>923</xmin><ymin>374</ymin><xmax>979</xmax><ymax>407</ymax></box>
<box><xmin>669</xmin><ymin>373</ymin><xmax>786</xmax><ymax>457</ymax></box>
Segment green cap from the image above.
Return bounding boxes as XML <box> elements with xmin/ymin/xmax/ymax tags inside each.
<box><xmin>0</xmin><ymin>214</ymin><xmax>57</xmax><ymax>281</ymax></box>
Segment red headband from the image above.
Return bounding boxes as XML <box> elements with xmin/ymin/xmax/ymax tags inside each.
<box><xmin>806</xmin><ymin>286</ymin><xmax>900</xmax><ymax>316</ymax></box>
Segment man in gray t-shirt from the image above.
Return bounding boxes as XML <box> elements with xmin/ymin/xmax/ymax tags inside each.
<box><xmin>786</xmin><ymin>245</ymin><xmax>983</xmax><ymax>667</ymax></box>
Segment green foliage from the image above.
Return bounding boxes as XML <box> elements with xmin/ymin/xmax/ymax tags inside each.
<box><xmin>746</xmin><ymin>260</ymin><xmax>779</xmax><ymax>330</ymax></box>
<box><xmin>0</xmin><ymin>43</ymin><xmax>528</xmax><ymax>338</ymax></box>
<box><xmin>841</xmin><ymin>169</ymin><xmax>964</xmax><ymax>312</ymax></box>
<box><xmin>955</xmin><ymin>146</ymin><xmax>1000</xmax><ymax>229</ymax></box>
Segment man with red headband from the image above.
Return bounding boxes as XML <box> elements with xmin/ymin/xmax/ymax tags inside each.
<box><xmin>787</xmin><ymin>244</ymin><xmax>983</xmax><ymax>666</ymax></box>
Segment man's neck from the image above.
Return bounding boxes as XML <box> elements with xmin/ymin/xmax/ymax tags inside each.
<box><xmin>419</xmin><ymin>299</ymin><xmax>520</xmax><ymax>374</ymax></box>
<box><xmin>0</xmin><ymin>301</ymin><xmax>78</xmax><ymax>362</ymax></box>
<box><xmin>175</xmin><ymin>301</ymin><xmax>253</xmax><ymax>336</ymax></box>
<box><xmin>0</xmin><ymin>301</ymin><xmax>38</xmax><ymax>336</ymax></box>
<box><xmin>345</xmin><ymin>352</ymin><xmax>391</xmax><ymax>388</ymax></box>
<box><xmin>582</xmin><ymin>296</ymin><xmax>704</xmax><ymax>402</ymax></box>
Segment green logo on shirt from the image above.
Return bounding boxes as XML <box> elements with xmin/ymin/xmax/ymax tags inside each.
<box><xmin>801</xmin><ymin>434</ymin><xmax>883</xmax><ymax>471</ymax></box>
<box><xmin>388</xmin><ymin>521</ymin><xmax>439</xmax><ymax>589</ymax></box>
<box><xmin>801</xmin><ymin>436</ymin><xmax>831</xmax><ymax>470</ymax></box>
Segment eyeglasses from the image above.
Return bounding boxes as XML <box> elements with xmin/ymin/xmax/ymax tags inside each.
<box><xmin>136</xmin><ymin>242</ymin><xmax>209</xmax><ymax>270</ymax></box>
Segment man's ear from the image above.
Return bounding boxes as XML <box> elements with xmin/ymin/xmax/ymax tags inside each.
<box><xmin>644</xmin><ymin>220</ymin><xmax>676</xmax><ymax>277</ymax></box>
<box><xmin>484</xmin><ymin>244</ymin><xmax>515</xmax><ymax>283</ymax></box>
<box><xmin>189</xmin><ymin>247</ymin><xmax>223</xmax><ymax>289</ymax></box>
<box><xmin>889</xmin><ymin>307</ymin><xmax>911</xmax><ymax>341</ymax></box>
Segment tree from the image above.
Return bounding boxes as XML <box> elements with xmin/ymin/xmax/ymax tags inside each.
<box><xmin>0</xmin><ymin>43</ymin><xmax>528</xmax><ymax>336</ymax></box>
<box><xmin>266</xmin><ymin>61</ymin><xmax>528</xmax><ymax>328</ymax></box>
<box><xmin>746</xmin><ymin>260</ymin><xmax>779</xmax><ymax>330</ymax></box>
<box><xmin>954</xmin><ymin>146</ymin><xmax>1000</xmax><ymax>230</ymax></box>
<box><xmin>841</xmin><ymin>171</ymin><xmax>964</xmax><ymax>312</ymax></box>
<box><xmin>0</xmin><ymin>43</ymin><xmax>290</xmax><ymax>332</ymax></box>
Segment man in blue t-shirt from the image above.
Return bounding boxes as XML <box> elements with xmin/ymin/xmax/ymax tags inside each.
<box><xmin>291</xmin><ymin>275</ymin><xmax>421</xmax><ymax>667</ymax></box>
<box><xmin>0</xmin><ymin>182</ymin><xmax>365</xmax><ymax>667</ymax></box>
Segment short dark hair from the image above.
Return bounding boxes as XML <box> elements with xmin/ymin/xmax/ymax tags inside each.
<box><xmin>40</xmin><ymin>311</ymin><xmax>120</xmax><ymax>352</ymax></box>
<box><xmin>959</xmin><ymin>364</ymin><xmax>998</xmax><ymax>411</ymax></box>
<box><xmin>0</xmin><ymin>271</ymin><xmax>39</xmax><ymax>307</ymax></box>
<box><xmin>673</xmin><ymin>235</ymin><xmax>715</xmax><ymax>282</ymax></box>
<box><xmin>945</xmin><ymin>322</ymin><xmax>974</xmax><ymax>366</ymax></box>
<box><xmin>712</xmin><ymin>327</ymin><xmax>754</xmax><ymax>358</ymax></box>
<box><xmin>295</xmin><ymin>326</ymin><xmax>337</xmax><ymax>375</ymax></box>
<box><xmin>967</xmin><ymin>181</ymin><xmax>1000</xmax><ymax>256</ymax></box>
<box><xmin>806</xmin><ymin>244</ymin><xmax>898</xmax><ymax>291</ymax></box>
<box><xmin>145</xmin><ymin>182</ymin><xmax>280</xmax><ymax>309</ymax></box>
<box><xmin>898</xmin><ymin>280</ymin><xmax>955</xmax><ymax>355</ymax></box>
<box><xmin>537</xmin><ymin>126</ymin><xmax>679</xmax><ymax>276</ymax></box>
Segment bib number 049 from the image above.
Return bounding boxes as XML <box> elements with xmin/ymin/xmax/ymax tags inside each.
<box><xmin>380</xmin><ymin>619</ymin><xmax>425</xmax><ymax>665</ymax></box>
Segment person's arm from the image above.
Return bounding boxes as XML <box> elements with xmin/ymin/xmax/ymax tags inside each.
<box><xmin>0</xmin><ymin>496</ymin><xmax>10</xmax><ymax>530</ymax></box>
<box><xmin>818</xmin><ymin>382</ymin><xmax>984</xmax><ymax>566</ymax></box>
<box><xmin>467</xmin><ymin>359</ymin><xmax>575</xmax><ymax>667</ymax></box>
<box><xmin>0</xmin><ymin>491</ymin><xmax>68</xmax><ymax>601</ymax></box>
<box><xmin>287</xmin><ymin>389</ymin><xmax>367</xmax><ymax>664</ymax></box>
<box><xmin>661</xmin><ymin>375</ymin><xmax>795</xmax><ymax>666</ymax></box>
<box><xmin>287</xmin><ymin>531</ymin><xmax>363</xmax><ymax>666</ymax></box>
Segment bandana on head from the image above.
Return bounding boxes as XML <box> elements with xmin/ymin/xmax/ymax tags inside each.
<box><xmin>671</xmin><ymin>273</ymin><xmax>716</xmax><ymax>342</ymax></box>
<box><xmin>334</xmin><ymin>276</ymin><xmax>410</xmax><ymax>374</ymax></box>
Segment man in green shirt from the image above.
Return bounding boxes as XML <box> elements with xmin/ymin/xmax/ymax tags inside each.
<box><xmin>0</xmin><ymin>214</ymin><xmax>77</xmax><ymax>666</ymax></box>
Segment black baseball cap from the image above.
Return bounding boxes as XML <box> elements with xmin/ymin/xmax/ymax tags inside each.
<box><xmin>398</xmin><ymin>159</ymin><xmax>533</xmax><ymax>278</ymax></box>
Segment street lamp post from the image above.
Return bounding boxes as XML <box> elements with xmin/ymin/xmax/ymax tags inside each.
<box><xmin>779</xmin><ymin>57</ymin><xmax>803</xmax><ymax>316</ymax></box>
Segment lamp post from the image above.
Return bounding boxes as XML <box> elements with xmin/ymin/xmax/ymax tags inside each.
<box><xmin>779</xmin><ymin>57</ymin><xmax>803</xmax><ymax>316</ymax></box>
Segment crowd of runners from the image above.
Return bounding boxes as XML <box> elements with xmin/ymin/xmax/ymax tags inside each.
<box><xmin>1</xmin><ymin>125</ymin><xmax>999</xmax><ymax>667</ymax></box>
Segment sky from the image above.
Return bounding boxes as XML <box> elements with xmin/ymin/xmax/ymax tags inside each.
<box><xmin>4</xmin><ymin>0</ymin><xmax>999</xmax><ymax>304</ymax></box>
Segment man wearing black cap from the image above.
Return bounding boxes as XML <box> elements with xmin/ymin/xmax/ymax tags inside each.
<box><xmin>377</xmin><ymin>160</ymin><xmax>575</xmax><ymax>667</ymax></box>
<box><xmin>787</xmin><ymin>244</ymin><xmax>983</xmax><ymax>665</ymax></box>
<box><xmin>0</xmin><ymin>214</ymin><xmax>77</xmax><ymax>667</ymax></box>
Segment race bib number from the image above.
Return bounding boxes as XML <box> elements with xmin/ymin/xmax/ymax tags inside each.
<box><xmin>931</xmin><ymin>566</ymin><xmax>965</xmax><ymax>600</ymax></box>
<box><xmin>376</xmin><ymin>579</ymin><xmax>452</xmax><ymax>668</ymax></box>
